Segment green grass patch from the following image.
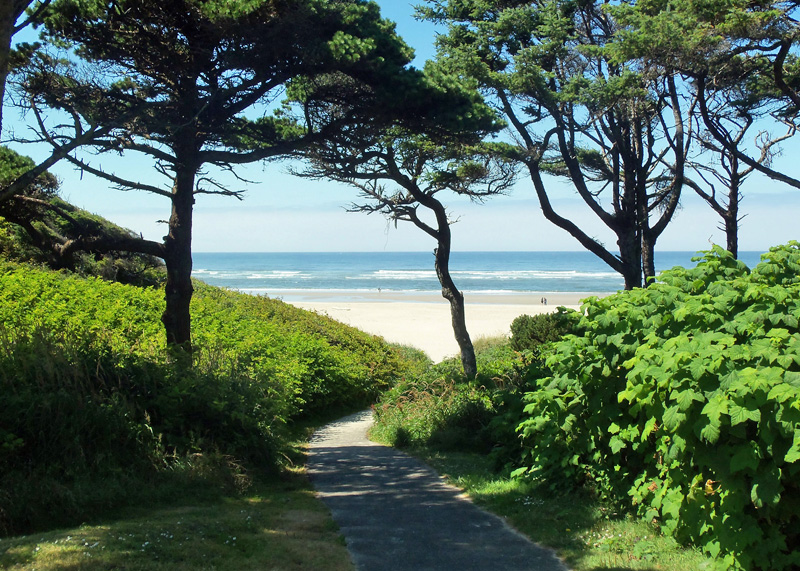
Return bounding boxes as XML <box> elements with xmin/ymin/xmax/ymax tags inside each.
<box><xmin>0</xmin><ymin>471</ymin><xmax>352</xmax><ymax>571</ymax></box>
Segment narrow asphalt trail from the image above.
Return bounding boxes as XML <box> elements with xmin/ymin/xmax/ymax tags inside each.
<box><xmin>307</xmin><ymin>410</ymin><xmax>569</xmax><ymax>571</ymax></box>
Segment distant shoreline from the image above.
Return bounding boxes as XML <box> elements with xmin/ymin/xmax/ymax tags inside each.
<box><xmin>244</xmin><ymin>288</ymin><xmax>614</xmax><ymax>306</ymax></box>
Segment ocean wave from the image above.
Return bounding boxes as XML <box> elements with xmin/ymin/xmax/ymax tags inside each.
<box><xmin>245</xmin><ymin>271</ymin><xmax>308</xmax><ymax>280</ymax></box>
<box><xmin>349</xmin><ymin>269</ymin><xmax>621</xmax><ymax>281</ymax></box>
<box><xmin>451</xmin><ymin>270</ymin><xmax>622</xmax><ymax>280</ymax></box>
<box><xmin>353</xmin><ymin>270</ymin><xmax>438</xmax><ymax>280</ymax></box>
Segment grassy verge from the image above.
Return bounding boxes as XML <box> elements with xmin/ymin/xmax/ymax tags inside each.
<box><xmin>0</xmin><ymin>444</ymin><xmax>352</xmax><ymax>571</ymax></box>
<box><xmin>409</xmin><ymin>448</ymin><xmax>713</xmax><ymax>571</ymax></box>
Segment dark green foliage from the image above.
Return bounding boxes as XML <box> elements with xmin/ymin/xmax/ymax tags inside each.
<box><xmin>515</xmin><ymin>243</ymin><xmax>800</xmax><ymax>570</ymax></box>
<box><xmin>371</xmin><ymin>342</ymin><xmax>547</xmax><ymax>471</ymax></box>
<box><xmin>509</xmin><ymin>308</ymin><xmax>577</xmax><ymax>352</ymax></box>
<box><xmin>0</xmin><ymin>146</ymin><xmax>164</xmax><ymax>287</ymax></box>
<box><xmin>0</xmin><ymin>261</ymin><xmax>411</xmax><ymax>536</ymax></box>
<box><xmin>0</xmin><ymin>146</ymin><xmax>58</xmax><ymax>196</ymax></box>
<box><xmin>0</xmin><ymin>203</ymin><xmax>165</xmax><ymax>287</ymax></box>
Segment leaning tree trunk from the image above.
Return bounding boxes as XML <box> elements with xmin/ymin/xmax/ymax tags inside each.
<box><xmin>435</xmin><ymin>246</ymin><xmax>477</xmax><ymax>379</ymax></box>
<box><xmin>429</xmin><ymin>208</ymin><xmax>476</xmax><ymax>379</ymax></box>
<box><xmin>162</xmin><ymin>164</ymin><xmax>195</xmax><ymax>351</ymax></box>
<box><xmin>406</xmin><ymin>186</ymin><xmax>477</xmax><ymax>378</ymax></box>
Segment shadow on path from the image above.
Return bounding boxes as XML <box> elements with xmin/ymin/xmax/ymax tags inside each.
<box><xmin>307</xmin><ymin>410</ymin><xmax>569</xmax><ymax>571</ymax></box>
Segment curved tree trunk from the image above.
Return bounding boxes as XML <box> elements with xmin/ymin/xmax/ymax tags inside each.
<box><xmin>434</xmin><ymin>244</ymin><xmax>477</xmax><ymax>379</ymax></box>
<box><xmin>403</xmin><ymin>183</ymin><xmax>477</xmax><ymax>377</ymax></box>
<box><xmin>428</xmin><ymin>204</ymin><xmax>477</xmax><ymax>378</ymax></box>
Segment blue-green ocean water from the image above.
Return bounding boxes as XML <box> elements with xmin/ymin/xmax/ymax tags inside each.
<box><xmin>192</xmin><ymin>251</ymin><xmax>763</xmax><ymax>297</ymax></box>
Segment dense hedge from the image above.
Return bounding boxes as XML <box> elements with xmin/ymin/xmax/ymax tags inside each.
<box><xmin>515</xmin><ymin>243</ymin><xmax>800</xmax><ymax>570</ymax></box>
<box><xmin>0</xmin><ymin>261</ymin><xmax>410</xmax><ymax>535</ymax></box>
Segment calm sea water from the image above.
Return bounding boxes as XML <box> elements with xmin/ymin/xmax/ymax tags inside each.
<box><xmin>192</xmin><ymin>251</ymin><xmax>764</xmax><ymax>297</ymax></box>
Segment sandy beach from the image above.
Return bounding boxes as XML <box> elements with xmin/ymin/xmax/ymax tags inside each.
<box><xmin>280</xmin><ymin>290</ymin><xmax>608</xmax><ymax>362</ymax></box>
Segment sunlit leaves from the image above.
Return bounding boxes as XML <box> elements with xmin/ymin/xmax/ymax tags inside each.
<box><xmin>516</xmin><ymin>242</ymin><xmax>800</xmax><ymax>570</ymax></box>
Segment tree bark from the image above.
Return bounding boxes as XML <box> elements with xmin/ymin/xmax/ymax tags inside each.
<box><xmin>723</xmin><ymin>200</ymin><xmax>739</xmax><ymax>258</ymax></box>
<box><xmin>725</xmin><ymin>171</ymin><xmax>741</xmax><ymax>258</ymax></box>
<box><xmin>618</xmin><ymin>231</ymin><xmax>643</xmax><ymax>290</ymax></box>
<box><xmin>642</xmin><ymin>234</ymin><xmax>656</xmax><ymax>286</ymax></box>
<box><xmin>161</xmin><ymin>161</ymin><xmax>196</xmax><ymax>350</ymax></box>
<box><xmin>434</xmin><ymin>243</ymin><xmax>477</xmax><ymax>379</ymax></box>
<box><xmin>0</xmin><ymin>0</ymin><xmax>16</xmax><ymax>136</ymax></box>
<box><xmin>400</xmin><ymin>175</ymin><xmax>477</xmax><ymax>377</ymax></box>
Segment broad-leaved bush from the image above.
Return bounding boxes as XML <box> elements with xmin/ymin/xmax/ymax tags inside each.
<box><xmin>515</xmin><ymin>243</ymin><xmax>800</xmax><ymax>570</ymax></box>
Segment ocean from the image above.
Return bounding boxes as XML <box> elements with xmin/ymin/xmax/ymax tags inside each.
<box><xmin>192</xmin><ymin>251</ymin><xmax>764</xmax><ymax>300</ymax></box>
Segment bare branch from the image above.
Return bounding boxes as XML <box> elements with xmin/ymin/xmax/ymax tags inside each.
<box><xmin>194</xmin><ymin>176</ymin><xmax>245</xmax><ymax>200</ymax></box>
<box><xmin>61</xmin><ymin>153</ymin><xmax>173</xmax><ymax>198</ymax></box>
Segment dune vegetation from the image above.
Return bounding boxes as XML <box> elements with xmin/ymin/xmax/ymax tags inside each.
<box><xmin>2</xmin><ymin>205</ymin><xmax>799</xmax><ymax>571</ymax></box>
<box><xmin>0</xmin><ymin>255</ymin><xmax>424</xmax><ymax>538</ymax></box>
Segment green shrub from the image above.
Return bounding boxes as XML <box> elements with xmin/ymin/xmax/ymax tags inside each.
<box><xmin>515</xmin><ymin>243</ymin><xmax>800</xmax><ymax>570</ymax></box>
<box><xmin>0</xmin><ymin>261</ymin><xmax>412</xmax><ymax>536</ymax></box>
<box><xmin>510</xmin><ymin>308</ymin><xmax>576</xmax><ymax>352</ymax></box>
<box><xmin>371</xmin><ymin>340</ymin><xmax>549</xmax><ymax>465</ymax></box>
<box><xmin>0</xmin><ymin>146</ymin><xmax>165</xmax><ymax>287</ymax></box>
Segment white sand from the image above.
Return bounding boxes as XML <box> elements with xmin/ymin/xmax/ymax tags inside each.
<box><xmin>280</xmin><ymin>290</ymin><xmax>607</xmax><ymax>363</ymax></box>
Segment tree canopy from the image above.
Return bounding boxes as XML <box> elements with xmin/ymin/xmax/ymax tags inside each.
<box><xmin>297</xmin><ymin>63</ymin><xmax>516</xmax><ymax>375</ymax></box>
<box><xmin>14</xmin><ymin>0</ymin><xmax>421</xmax><ymax>348</ymax></box>
<box><xmin>416</xmin><ymin>0</ymin><xmax>800</xmax><ymax>285</ymax></box>
<box><xmin>420</xmin><ymin>0</ymin><xmax>692</xmax><ymax>288</ymax></box>
<box><xmin>0</xmin><ymin>1</ymin><xmax>52</xmax><ymax>136</ymax></box>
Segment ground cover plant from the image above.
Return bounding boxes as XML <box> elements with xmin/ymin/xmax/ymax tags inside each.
<box><xmin>370</xmin><ymin>338</ymin><xmax>540</xmax><ymax>461</ymax></box>
<box><xmin>0</xmin><ymin>451</ymin><xmax>353</xmax><ymax>570</ymax></box>
<box><xmin>0</xmin><ymin>260</ymin><xmax>412</xmax><ymax>537</ymax></box>
<box><xmin>516</xmin><ymin>243</ymin><xmax>800</xmax><ymax>570</ymax></box>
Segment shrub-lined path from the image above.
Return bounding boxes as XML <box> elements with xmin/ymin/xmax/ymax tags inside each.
<box><xmin>307</xmin><ymin>410</ymin><xmax>568</xmax><ymax>570</ymax></box>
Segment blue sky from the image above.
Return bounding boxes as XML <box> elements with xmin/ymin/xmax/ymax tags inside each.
<box><xmin>4</xmin><ymin>1</ymin><xmax>798</xmax><ymax>253</ymax></box>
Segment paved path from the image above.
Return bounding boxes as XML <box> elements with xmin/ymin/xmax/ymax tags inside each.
<box><xmin>307</xmin><ymin>410</ymin><xmax>569</xmax><ymax>571</ymax></box>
